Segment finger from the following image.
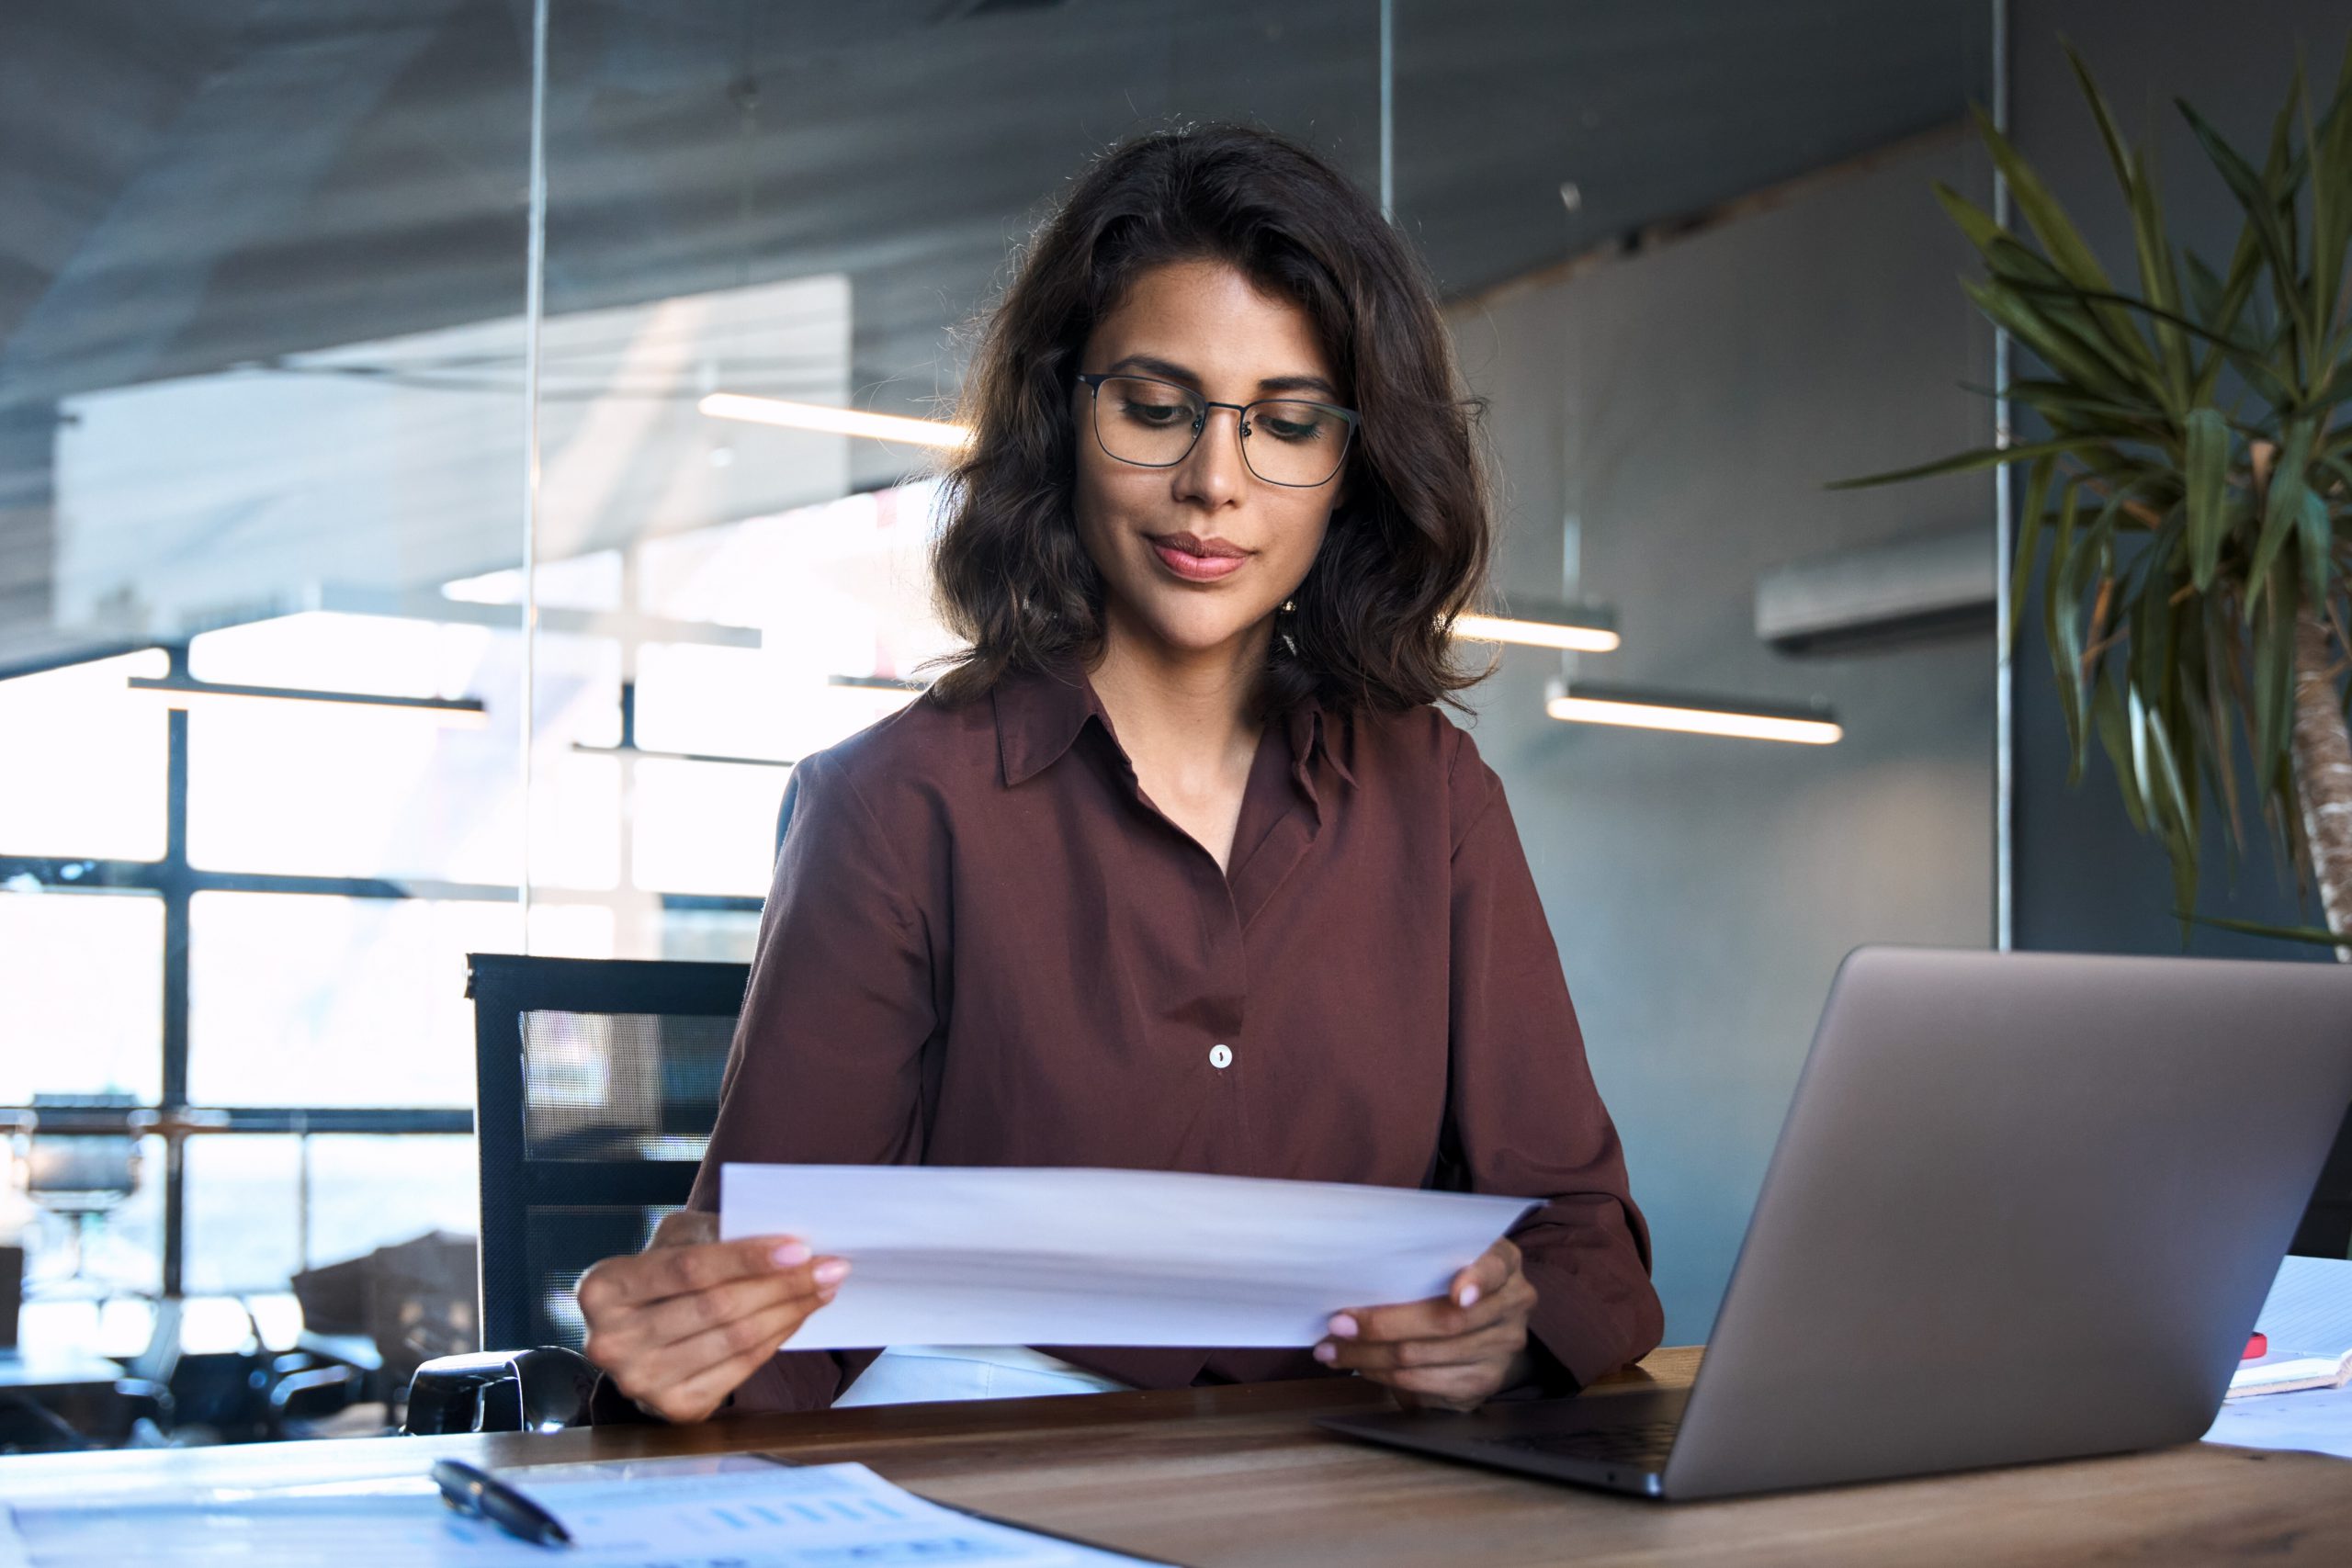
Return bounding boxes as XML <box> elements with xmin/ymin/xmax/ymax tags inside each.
<box><xmin>648</xmin><ymin>1210</ymin><xmax>720</xmax><ymax>1249</ymax></box>
<box><xmin>1320</xmin><ymin>1318</ymin><xmax>1523</xmax><ymax>1374</ymax></box>
<box><xmin>1377</xmin><ymin>1362</ymin><xmax>1504</xmax><ymax>1409</ymax></box>
<box><xmin>1449</xmin><ymin>1238</ymin><xmax>1521</xmax><ymax>1312</ymax></box>
<box><xmin>655</xmin><ymin>1337</ymin><xmax>789</xmax><ymax>1424</ymax></box>
<box><xmin>597</xmin><ymin>1279</ymin><xmax>846</xmax><ymax>1419</ymax></box>
<box><xmin>1330</xmin><ymin>1274</ymin><xmax>1527</xmax><ymax>1345</ymax></box>
<box><xmin>1320</xmin><ymin>1312</ymin><xmax>1525</xmax><ymax>1372</ymax></box>
<box><xmin>629</xmin><ymin>1261</ymin><xmax>832</xmax><ymax>1351</ymax></box>
<box><xmin>655</xmin><ymin>1287</ymin><xmax>833</xmax><ymax>1392</ymax></box>
<box><xmin>678</xmin><ymin>1289</ymin><xmax>829</xmax><ymax>1371</ymax></box>
<box><xmin>639</xmin><ymin>1338</ymin><xmax>766</xmax><ymax>1425</ymax></box>
<box><xmin>589</xmin><ymin>1235</ymin><xmax>812</xmax><ymax>1311</ymax></box>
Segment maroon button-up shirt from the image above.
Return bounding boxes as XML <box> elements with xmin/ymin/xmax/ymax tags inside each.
<box><xmin>686</xmin><ymin>660</ymin><xmax>1662</xmax><ymax>1413</ymax></box>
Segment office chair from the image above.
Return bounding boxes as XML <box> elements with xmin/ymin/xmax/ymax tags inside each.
<box><xmin>403</xmin><ymin>953</ymin><xmax>748</xmax><ymax>1434</ymax></box>
<box><xmin>22</xmin><ymin>1093</ymin><xmax>141</xmax><ymax>1301</ymax></box>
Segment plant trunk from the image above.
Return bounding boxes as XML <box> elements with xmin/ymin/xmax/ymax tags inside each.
<box><xmin>2290</xmin><ymin>608</ymin><xmax>2352</xmax><ymax>960</ymax></box>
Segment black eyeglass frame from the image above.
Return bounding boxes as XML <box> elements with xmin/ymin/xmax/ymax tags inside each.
<box><xmin>1074</xmin><ymin>372</ymin><xmax>1360</xmax><ymax>489</ymax></box>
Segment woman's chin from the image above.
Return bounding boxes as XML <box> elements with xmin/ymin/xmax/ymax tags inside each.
<box><xmin>1120</xmin><ymin>602</ymin><xmax>1270</xmax><ymax>662</ymax></box>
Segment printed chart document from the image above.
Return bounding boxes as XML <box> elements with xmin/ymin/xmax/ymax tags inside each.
<box><xmin>720</xmin><ymin>1164</ymin><xmax>1542</xmax><ymax>1350</ymax></box>
<box><xmin>5</xmin><ymin>1458</ymin><xmax>1159</xmax><ymax>1566</ymax></box>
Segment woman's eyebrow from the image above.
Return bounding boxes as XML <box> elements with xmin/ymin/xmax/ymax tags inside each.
<box><xmin>1105</xmin><ymin>354</ymin><xmax>1340</xmax><ymax>401</ymax></box>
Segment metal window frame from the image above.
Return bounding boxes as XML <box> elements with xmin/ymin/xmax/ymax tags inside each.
<box><xmin>3</xmin><ymin>642</ymin><xmax>762</xmax><ymax>1300</ymax></box>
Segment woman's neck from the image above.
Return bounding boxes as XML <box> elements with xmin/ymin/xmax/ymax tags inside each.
<box><xmin>1086</xmin><ymin>610</ymin><xmax>1269</xmax><ymax>790</ymax></box>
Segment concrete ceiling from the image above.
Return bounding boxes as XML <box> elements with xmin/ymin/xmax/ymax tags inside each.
<box><xmin>0</xmin><ymin>0</ymin><xmax>1989</xmax><ymax>407</ymax></box>
<box><xmin>0</xmin><ymin>0</ymin><xmax>1986</xmax><ymax>660</ymax></box>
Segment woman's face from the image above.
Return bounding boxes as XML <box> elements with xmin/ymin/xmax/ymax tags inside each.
<box><xmin>1071</xmin><ymin>258</ymin><xmax>1347</xmax><ymax>666</ymax></box>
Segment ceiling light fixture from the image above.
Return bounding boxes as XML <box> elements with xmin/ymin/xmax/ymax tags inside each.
<box><xmin>1544</xmin><ymin>680</ymin><xmax>1840</xmax><ymax>745</ymax></box>
<box><xmin>828</xmin><ymin>673</ymin><xmax>929</xmax><ymax>693</ymax></box>
<box><xmin>1453</xmin><ymin>596</ymin><xmax>1620</xmax><ymax>653</ymax></box>
<box><xmin>127</xmin><ymin>674</ymin><xmax>490</xmax><ymax>728</ymax></box>
<box><xmin>571</xmin><ymin>740</ymin><xmax>793</xmax><ymax>768</ymax></box>
<box><xmin>699</xmin><ymin>392</ymin><xmax>970</xmax><ymax>449</ymax></box>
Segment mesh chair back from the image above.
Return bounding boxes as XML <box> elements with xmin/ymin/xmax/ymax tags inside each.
<box><xmin>468</xmin><ymin>954</ymin><xmax>749</xmax><ymax>1352</ymax></box>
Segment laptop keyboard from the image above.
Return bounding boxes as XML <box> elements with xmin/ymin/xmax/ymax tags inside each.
<box><xmin>1487</xmin><ymin>1418</ymin><xmax>1680</xmax><ymax>1467</ymax></box>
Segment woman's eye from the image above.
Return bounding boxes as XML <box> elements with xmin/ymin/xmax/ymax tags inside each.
<box><xmin>1119</xmin><ymin>400</ymin><xmax>1189</xmax><ymax>426</ymax></box>
<box><xmin>1258</xmin><ymin>412</ymin><xmax>1330</xmax><ymax>444</ymax></box>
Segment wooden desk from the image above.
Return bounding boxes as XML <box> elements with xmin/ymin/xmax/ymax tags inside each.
<box><xmin>5</xmin><ymin>1348</ymin><xmax>2347</xmax><ymax>1566</ymax></box>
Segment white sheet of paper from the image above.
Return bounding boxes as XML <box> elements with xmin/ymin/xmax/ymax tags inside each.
<box><xmin>6</xmin><ymin>1461</ymin><xmax>1155</xmax><ymax>1567</ymax></box>
<box><xmin>719</xmin><ymin>1164</ymin><xmax>1542</xmax><ymax>1350</ymax></box>
<box><xmin>2205</xmin><ymin>1381</ymin><xmax>2352</xmax><ymax>1461</ymax></box>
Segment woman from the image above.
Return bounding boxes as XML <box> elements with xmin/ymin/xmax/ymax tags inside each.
<box><xmin>577</xmin><ymin>124</ymin><xmax>1663</xmax><ymax>1422</ymax></box>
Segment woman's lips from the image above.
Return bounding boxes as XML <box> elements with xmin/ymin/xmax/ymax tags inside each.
<box><xmin>1148</xmin><ymin>536</ymin><xmax>1250</xmax><ymax>581</ymax></box>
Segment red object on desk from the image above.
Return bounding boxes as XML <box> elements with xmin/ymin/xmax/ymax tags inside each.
<box><xmin>2244</xmin><ymin>1332</ymin><xmax>2268</xmax><ymax>1360</ymax></box>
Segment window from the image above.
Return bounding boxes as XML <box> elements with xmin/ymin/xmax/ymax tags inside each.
<box><xmin>0</xmin><ymin>892</ymin><xmax>163</xmax><ymax>1102</ymax></box>
<box><xmin>182</xmin><ymin>1134</ymin><xmax>476</xmax><ymax>1294</ymax></box>
<box><xmin>0</xmin><ymin>479</ymin><xmax>952</xmax><ymax>1306</ymax></box>
<box><xmin>0</xmin><ymin>651</ymin><xmax>169</xmax><ymax>861</ymax></box>
<box><xmin>188</xmin><ymin>893</ymin><xmax>519</xmax><ymax>1108</ymax></box>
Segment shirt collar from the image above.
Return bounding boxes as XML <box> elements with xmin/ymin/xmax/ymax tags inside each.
<box><xmin>993</xmin><ymin>660</ymin><xmax>1104</xmax><ymax>788</ymax></box>
<box><xmin>991</xmin><ymin>659</ymin><xmax>1356</xmax><ymax>794</ymax></box>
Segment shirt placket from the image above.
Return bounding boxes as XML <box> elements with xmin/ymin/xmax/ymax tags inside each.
<box><xmin>1155</xmin><ymin>745</ymin><xmax>1341</xmax><ymax>1176</ymax></box>
<box><xmin>1094</xmin><ymin>727</ymin><xmax>1303</xmax><ymax>1168</ymax></box>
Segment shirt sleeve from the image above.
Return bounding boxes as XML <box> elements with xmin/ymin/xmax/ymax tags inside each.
<box><xmin>1445</xmin><ymin>728</ymin><xmax>1665</xmax><ymax>1392</ymax></box>
<box><xmin>682</xmin><ymin>747</ymin><xmax>940</xmax><ymax>1416</ymax></box>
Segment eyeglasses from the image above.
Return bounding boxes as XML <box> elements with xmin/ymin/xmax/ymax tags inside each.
<box><xmin>1076</xmin><ymin>373</ymin><xmax>1358</xmax><ymax>489</ymax></box>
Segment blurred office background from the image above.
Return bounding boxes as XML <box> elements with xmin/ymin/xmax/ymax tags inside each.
<box><xmin>0</xmin><ymin>0</ymin><xmax>2341</xmax><ymax>1443</ymax></box>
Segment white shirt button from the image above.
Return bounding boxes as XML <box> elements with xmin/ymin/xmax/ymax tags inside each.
<box><xmin>1209</xmin><ymin>1043</ymin><xmax>1233</xmax><ymax>1069</ymax></box>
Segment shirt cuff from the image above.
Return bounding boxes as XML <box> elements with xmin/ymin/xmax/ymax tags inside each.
<box><xmin>587</xmin><ymin>1371</ymin><xmax>659</xmax><ymax>1426</ymax></box>
<box><xmin>1518</xmin><ymin>1246</ymin><xmax>1666</xmax><ymax>1392</ymax></box>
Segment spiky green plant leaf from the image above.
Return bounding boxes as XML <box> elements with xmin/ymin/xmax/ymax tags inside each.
<box><xmin>1838</xmin><ymin>41</ymin><xmax>2352</xmax><ymax>953</ymax></box>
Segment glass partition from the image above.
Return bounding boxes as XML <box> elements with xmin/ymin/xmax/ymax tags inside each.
<box><xmin>0</xmin><ymin>0</ymin><xmax>532</xmax><ymax>1349</ymax></box>
<box><xmin>524</xmin><ymin>2</ymin><xmax>1384</xmax><ymax>961</ymax></box>
<box><xmin>2</xmin><ymin>0</ymin><xmax>1995</xmax><ymax>1403</ymax></box>
<box><xmin>0</xmin><ymin>0</ymin><xmax>1382</xmax><ymax>1382</ymax></box>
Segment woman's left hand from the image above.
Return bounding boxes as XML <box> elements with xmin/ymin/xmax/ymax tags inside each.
<box><xmin>1313</xmin><ymin>1236</ymin><xmax>1538</xmax><ymax>1412</ymax></box>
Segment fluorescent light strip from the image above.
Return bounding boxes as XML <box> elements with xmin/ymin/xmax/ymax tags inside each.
<box><xmin>572</xmin><ymin>742</ymin><xmax>794</xmax><ymax>768</ymax></box>
<box><xmin>127</xmin><ymin>676</ymin><xmax>490</xmax><ymax>729</ymax></box>
<box><xmin>699</xmin><ymin>391</ymin><xmax>971</xmax><ymax>449</ymax></box>
<box><xmin>1546</xmin><ymin>693</ymin><xmax>1841</xmax><ymax>745</ymax></box>
<box><xmin>1453</xmin><ymin>613</ymin><xmax>1621</xmax><ymax>652</ymax></box>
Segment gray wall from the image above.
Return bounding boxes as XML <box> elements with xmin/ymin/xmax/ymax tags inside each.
<box><xmin>1446</xmin><ymin>135</ymin><xmax>1998</xmax><ymax>1342</ymax></box>
<box><xmin>2011</xmin><ymin>0</ymin><xmax>2351</xmax><ymax>959</ymax></box>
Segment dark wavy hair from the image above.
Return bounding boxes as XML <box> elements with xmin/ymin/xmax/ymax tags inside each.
<box><xmin>925</xmin><ymin>123</ymin><xmax>1494</xmax><ymax>716</ymax></box>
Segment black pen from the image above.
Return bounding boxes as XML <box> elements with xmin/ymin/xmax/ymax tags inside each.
<box><xmin>431</xmin><ymin>1458</ymin><xmax>574</xmax><ymax>1548</ymax></box>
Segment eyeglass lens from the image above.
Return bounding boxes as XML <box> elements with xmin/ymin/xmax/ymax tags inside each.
<box><xmin>1091</xmin><ymin>376</ymin><xmax>1349</xmax><ymax>487</ymax></box>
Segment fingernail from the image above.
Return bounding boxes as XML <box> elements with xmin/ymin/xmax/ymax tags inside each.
<box><xmin>1456</xmin><ymin>1285</ymin><xmax>1480</xmax><ymax>1309</ymax></box>
<box><xmin>813</xmin><ymin>1259</ymin><xmax>851</xmax><ymax>1285</ymax></box>
<box><xmin>817</xmin><ymin>1286</ymin><xmax>838</xmax><ymax>1304</ymax></box>
<box><xmin>773</xmin><ymin>1242</ymin><xmax>811</xmax><ymax>1268</ymax></box>
<box><xmin>1314</xmin><ymin>1341</ymin><xmax>1339</xmax><ymax>1364</ymax></box>
<box><xmin>1328</xmin><ymin>1314</ymin><xmax>1359</xmax><ymax>1339</ymax></box>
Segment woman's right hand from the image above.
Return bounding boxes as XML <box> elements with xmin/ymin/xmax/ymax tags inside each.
<box><xmin>577</xmin><ymin>1209</ymin><xmax>849</xmax><ymax>1424</ymax></box>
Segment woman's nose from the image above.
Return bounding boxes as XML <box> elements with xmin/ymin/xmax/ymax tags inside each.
<box><xmin>1173</xmin><ymin>405</ymin><xmax>1248</xmax><ymax>505</ymax></box>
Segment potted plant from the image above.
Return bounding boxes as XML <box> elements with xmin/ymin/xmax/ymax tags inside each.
<box><xmin>1842</xmin><ymin>39</ymin><xmax>2352</xmax><ymax>957</ymax></box>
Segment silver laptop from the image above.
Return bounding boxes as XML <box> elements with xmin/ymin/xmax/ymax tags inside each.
<box><xmin>1320</xmin><ymin>945</ymin><xmax>2352</xmax><ymax>1499</ymax></box>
